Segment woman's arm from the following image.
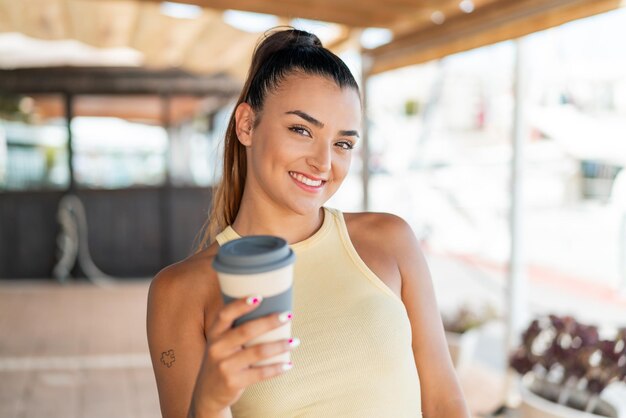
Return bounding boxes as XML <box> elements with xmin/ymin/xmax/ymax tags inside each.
<box><xmin>147</xmin><ymin>261</ymin><xmax>227</xmax><ymax>418</ymax></box>
<box><xmin>384</xmin><ymin>215</ymin><xmax>470</xmax><ymax>418</ymax></box>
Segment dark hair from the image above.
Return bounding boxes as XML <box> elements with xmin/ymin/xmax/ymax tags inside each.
<box><xmin>245</xmin><ymin>28</ymin><xmax>359</xmax><ymax>114</ymax></box>
<box><xmin>195</xmin><ymin>27</ymin><xmax>360</xmax><ymax>251</ymax></box>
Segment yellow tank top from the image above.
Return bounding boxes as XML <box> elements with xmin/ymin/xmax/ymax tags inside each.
<box><xmin>215</xmin><ymin>207</ymin><xmax>422</xmax><ymax>417</ymax></box>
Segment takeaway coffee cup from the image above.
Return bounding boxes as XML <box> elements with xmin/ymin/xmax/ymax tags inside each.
<box><xmin>213</xmin><ymin>235</ymin><xmax>296</xmax><ymax>366</ymax></box>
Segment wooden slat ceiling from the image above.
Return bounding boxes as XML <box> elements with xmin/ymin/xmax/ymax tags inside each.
<box><xmin>0</xmin><ymin>0</ymin><xmax>622</xmax><ymax>77</ymax></box>
<box><xmin>366</xmin><ymin>0</ymin><xmax>624</xmax><ymax>74</ymax></box>
<box><xmin>0</xmin><ymin>0</ymin><xmax>263</xmax><ymax>78</ymax></box>
<box><xmin>131</xmin><ymin>0</ymin><xmax>623</xmax><ymax>75</ymax></box>
<box><xmin>137</xmin><ymin>0</ymin><xmax>499</xmax><ymax>31</ymax></box>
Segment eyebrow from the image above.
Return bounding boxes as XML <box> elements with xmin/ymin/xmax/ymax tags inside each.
<box><xmin>339</xmin><ymin>129</ymin><xmax>360</xmax><ymax>138</ymax></box>
<box><xmin>285</xmin><ymin>110</ymin><xmax>360</xmax><ymax>138</ymax></box>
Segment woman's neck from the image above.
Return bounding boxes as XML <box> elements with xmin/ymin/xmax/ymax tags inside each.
<box><xmin>231</xmin><ymin>202</ymin><xmax>324</xmax><ymax>245</ymax></box>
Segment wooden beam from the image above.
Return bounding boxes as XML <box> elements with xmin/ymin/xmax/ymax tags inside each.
<box><xmin>181</xmin><ymin>21</ymin><xmax>258</xmax><ymax>77</ymax></box>
<box><xmin>0</xmin><ymin>67</ymin><xmax>241</xmax><ymax>96</ymax></box>
<box><xmin>31</xmin><ymin>94</ymin><xmax>228</xmax><ymax>124</ymax></box>
<box><xmin>386</xmin><ymin>0</ymin><xmax>465</xmax><ymax>6</ymax></box>
<box><xmin>66</xmin><ymin>0</ymin><xmax>139</xmax><ymax>48</ymax></box>
<box><xmin>165</xmin><ymin>11</ymin><xmax>224</xmax><ymax>68</ymax></box>
<box><xmin>297</xmin><ymin>0</ymin><xmax>429</xmax><ymax>18</ymax></box>
<box><xmin>124</xmin><ymin>0</ymin><xmax>397</xmax><ymax>27</ymax></box>
<box><xmin>389</xmin><ymin>0</ymin><xmax>501</xmax><ymax>37</ymax></box>
<box><xmin>5</xmin><ymin>0</ymin><xmax>69</xmax><ymax>40</ymax></box>
<box><xmin>61</xmin><ymin>0</ymin><xmax>74</xmax><ymax>40</ymax></box>
<box><xmin>324</xmin><ymin>26</ymin><xmax>354</xmax><ymax>52</ymax></box>
<box><xmin>368</xmin><ymin>0</ymin><xmax>623</xmax><ymax>74</ymax></box>
<box><xmin>0</xmin><ymin>0</ymin><xmax>14</xmax><ymax>32</ymax></box>
<box><xmin>132</xmin><ymin>7</ymin><xmax>215</xmax><ymax>67</ymax></box>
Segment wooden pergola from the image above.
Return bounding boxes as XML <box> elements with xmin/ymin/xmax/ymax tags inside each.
<box><xmin>0</xmin><ymin>0</ymin><xmax>621</xmax><ymax>75</ymax></box>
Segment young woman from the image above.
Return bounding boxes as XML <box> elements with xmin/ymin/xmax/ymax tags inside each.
<box><xmin>147</xmin><ymin>28</ymin><xmax>470</xmax><ymax>418</ymax></box>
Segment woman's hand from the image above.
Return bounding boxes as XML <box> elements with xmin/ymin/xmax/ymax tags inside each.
<box><xmin>189</xmin><ymin>296</ymin><xmax>299</xmax><ymax>415</ymax></box>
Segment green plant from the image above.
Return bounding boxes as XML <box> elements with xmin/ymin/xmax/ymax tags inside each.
<box><xmin>403</xmin><ymin>99</ymin><xmax>420</xmax><ymax>117</ymax></box>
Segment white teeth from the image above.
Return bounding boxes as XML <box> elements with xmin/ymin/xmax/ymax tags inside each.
<box><xmin>289</xmin><ymin>172</ymin><xmax>323</xmax><ymax>187</ymax></box>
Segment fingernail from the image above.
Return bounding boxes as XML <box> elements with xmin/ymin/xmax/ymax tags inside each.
<box><xmin>288</xmin><ymin>337</ymin><xmax>301</xmax><ymax>348</ymax></box>
<box><xmin>246</xmin><ymin>295</ymin><xmax>263</xmax><ymax>306</ymax></box>
<box><xmin>282</xmin><ymin>362</ymin><xmax>293</xmax><ymax>371</ymax></box>
<box><xmin>278</xmin><ymin>311</ymin><xmax>293</xmax><ymax>323</ymax></box>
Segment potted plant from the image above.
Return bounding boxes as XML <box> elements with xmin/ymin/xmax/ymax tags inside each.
<box><xmin>509</xmin><ymin>314</ymin><xmax>626</xmax><ymax>418</ymax></box>
<box><xmin>442</xmin><ymin>303</ymin><xmax>498</xmax><ymax>370</ymax></box>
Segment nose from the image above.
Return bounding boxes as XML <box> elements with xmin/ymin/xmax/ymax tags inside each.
<box><xmin>306</xmin><ymin>141</ymin><xmax>331</xmax><ymax>173</ymax></box>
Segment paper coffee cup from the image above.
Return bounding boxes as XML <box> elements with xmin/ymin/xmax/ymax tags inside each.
<box><xmin>213</xmin><ymin>235</ymin><xmax>295</xmax><ymax>366</ymax></box>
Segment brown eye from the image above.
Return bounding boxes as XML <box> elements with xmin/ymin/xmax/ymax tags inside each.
<box><xmin>336</xmin><ymin>141</ymin><xmax>354</xmax><ymax>150</ymax></box>
<box><xmin>289</xmin><ymin>126</ymin><xmax>312</xmax><ymax>137</ymax></box>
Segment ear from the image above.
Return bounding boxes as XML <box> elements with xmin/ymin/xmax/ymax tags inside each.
<box><xmin>234</xmin><ymin>102</ymin><xmax>256</xmax><ymax>147</ymax></box>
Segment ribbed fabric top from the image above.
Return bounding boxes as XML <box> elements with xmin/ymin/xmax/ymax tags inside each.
<box><xmin>215</xmin><ymin>207</ymin><xmax>422</xmax><ymax>417</ymax></box>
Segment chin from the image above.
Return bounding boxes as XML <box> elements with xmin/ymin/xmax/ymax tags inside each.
<box><xmin>288</xmin><ymin>201</ymin><xmax>324</xmax><ymax>216</ymax></box>
<box><xmin>276</xmin><ymin>178</ymin><xmax>341</xmax><ymax>215</ymax></box>
<box><xmin>282</xmin><ymin>196</ymin><xmax>328</xmax><ymax>216</ymax></box>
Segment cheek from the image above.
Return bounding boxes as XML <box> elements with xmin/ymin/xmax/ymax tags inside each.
<box><xmin>251</xmin><ymin>135</ymin><xmax>285</xmax><ymax>167</ymax></box>
<box><xmin>332</xmin><ymin>153</ymin><xmax>352</xmax><ymax>179</ymax></box>
<box><xmin>258</xmin><ymin>132</ymin><xmax>302</xmax><ymax>160</ymax></box>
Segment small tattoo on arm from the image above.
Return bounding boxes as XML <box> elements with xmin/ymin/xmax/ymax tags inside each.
<box><xmin>161</xmin><ymin>349</ymin><xmax>176</xmax><ymax>368</ymax></box>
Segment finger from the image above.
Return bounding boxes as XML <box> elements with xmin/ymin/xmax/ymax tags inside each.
<box><xmin>239</xmin><ymin>361</ymin><xmax>294</xmax><ymax>387</ymax></box>
<box><xmin>223</xmin><ymin>337</ymin><xmax>300</xmax><ymax>373</ymax></box>
<box><xmin>208</xmin><ymin>295</ymin><xmax>264</xmax><ymax>341</ymax></box>
<box><xmin>213</xmin><ymin>310</ymin><xmax>293</xmax><ymax>357</ymax></box>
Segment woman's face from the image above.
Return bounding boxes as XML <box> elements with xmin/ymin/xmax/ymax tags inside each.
<box><xmin>237</xmin><ymin>73</ymin><xmax>362</xmax><ymax>215</ymax></box>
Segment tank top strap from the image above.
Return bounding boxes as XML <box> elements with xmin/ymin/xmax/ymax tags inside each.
<box><xmin>215</xmin><ymin>225</ymin><xmax>239</xmax><ymax>246</ymax></box>
<box><xmin>326</xmin><ymin>207</ymin><xmax>404</xmax><ymax>303</ymax></box>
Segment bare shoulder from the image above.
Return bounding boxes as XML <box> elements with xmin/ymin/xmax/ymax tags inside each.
<box><xmin>150</xmin><ymin>244</ymin><xmax>218</xmax><ymax>291</ymax></box>
<box><xmin>343</xmin><ymin>210</ymin><xmax>411</xmax><ymax>229</ymax></box>
<box><xmin>343</xmin><ymin>211</ymin><xmax>416</xmax><ymax>255</ymax></box>
<box><xmin>342</xmin><ymin>211</ymin><xmax>419</xmax><ymax>299</ymax></box>
<box><xmin>150</xmin><ymin>244</ymin><xmax>218</xmax><ymax>287</ymax></box>
<box><xmin>147</xmin><ymin>242</ymin><xmax>223</xmax><ymax>329</ymax></box>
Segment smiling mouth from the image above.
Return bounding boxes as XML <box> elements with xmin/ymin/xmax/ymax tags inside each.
<box><xmin>288</xmin><ymin>171</ymin><xmax>327</xmax><ymax>187</ymax></box>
